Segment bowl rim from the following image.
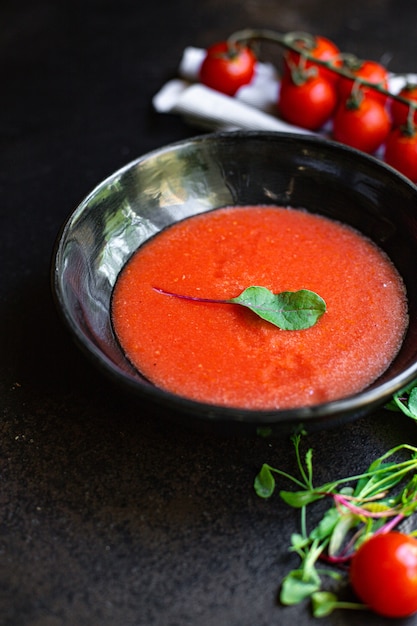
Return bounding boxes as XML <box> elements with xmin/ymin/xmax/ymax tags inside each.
<box><xmin>51</xmin><ymin>130</ymin><xmax>417</xmax><ymax>427</ymax></box>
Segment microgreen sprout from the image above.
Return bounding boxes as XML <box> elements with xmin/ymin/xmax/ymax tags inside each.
<box><xmin>254</xmin><ymin>434</ymin><xmax>417</xmax><ymax>616</ymax></box>
<box><xmin>385</xmin><ymin>380</ymin><xmax>417</xmax><ymax>420</ymax></box>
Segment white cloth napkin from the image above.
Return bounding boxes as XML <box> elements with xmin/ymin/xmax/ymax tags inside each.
<box><xmin>153</xmin><ymin>47</ymin><xmax>313</xmax><ymax>134</ymax></box>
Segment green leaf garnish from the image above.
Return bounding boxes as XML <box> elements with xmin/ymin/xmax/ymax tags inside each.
<box><xmin>153</xmin><ymin>285</ymin><xmax>326</xmax><ymax>330</ymax></box>
<box><xmin>230</xmin><ymin>287</ymin><xmax>326</xmax><ymax>330</ymax></box>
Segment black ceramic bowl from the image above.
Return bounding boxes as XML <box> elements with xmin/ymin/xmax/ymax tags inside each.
<box><xmin>52</xmin><ymin>131</ymin><xmax>417</xmax><ymax>435</ymax></box>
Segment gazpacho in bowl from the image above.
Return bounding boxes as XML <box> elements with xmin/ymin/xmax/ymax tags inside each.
<box><xmin>111</xmin><ymin>205</ymin><xmax>407</xmax><ymax>410</ymax></box>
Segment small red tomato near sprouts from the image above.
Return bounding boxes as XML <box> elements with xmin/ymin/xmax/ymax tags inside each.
<box><xmin>350</xmin><ymin>532</ymin><xmax>417</xmax><ymax>618</ymax></box>
<box><xmin>199</xmin><ymin>41</ymin><xmax>257</xmax><ymax>96</ymax></box>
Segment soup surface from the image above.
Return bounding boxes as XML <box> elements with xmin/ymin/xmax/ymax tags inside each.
<box><xmin>111</xmin><ymin>206</ymin><xmax>408</xmax><ymax>409</ymax></box>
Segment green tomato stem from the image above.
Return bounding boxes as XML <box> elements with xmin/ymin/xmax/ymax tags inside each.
<box><xmin>227</xmin><ymin>27</ymin><xmax>417</xmax><ymax>112</ymax></box>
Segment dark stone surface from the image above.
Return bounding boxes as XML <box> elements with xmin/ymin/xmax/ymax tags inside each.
<box><xmin>2</xmin><ymin>1</ymin><xmax>417</xmax><ymax>624</ymax></box>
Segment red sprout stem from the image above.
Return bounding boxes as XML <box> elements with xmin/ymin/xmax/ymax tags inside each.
<box><xmin>152</xmin><ymin>286</ymin><xmax>227</xmax><ymax>304</ymax></box>
<box><xmin>333</xmin><ymin>493</ymin><xmax>400</xmax><ymax>518</ymax></box>
<box><xmin>373</xmin><ymin>513</ymin><xmax>406</xmax><ymax>536</ymax></box>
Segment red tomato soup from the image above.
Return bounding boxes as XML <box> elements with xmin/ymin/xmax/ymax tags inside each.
<box><xmin>111</xmin><ymin>206</ymin><xmax>408</xmax><ymax>410</ymax></box>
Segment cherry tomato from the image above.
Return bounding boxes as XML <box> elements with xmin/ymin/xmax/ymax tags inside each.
<box><xmin>350</xmin><ymin>532</ymin><xmax>417</xmax><ymax>618</ymax></box>
<box><xmin>338</xmin><ymin>59</ymin><xmax>389</xmax><ymax>104</ymax></box>
<box><xmin>332</xmin><ymin>96</ymin><xmax>391</xmax><ymax>153</ymax></box>
<box><xmin>278</xmin><ymin>74</ymin><xmax>338</xmax><ymax>130</ymax></box>
<box><xmin>390</xmin><ymin>84</ymin><xmax>417</xmax><ymax>127</ymax></box>
<box><xmin>199</xmin><ymin>41</ymin><xmax>256</xmax><ymax>96</ymax></box>
<box><xmin>384</xmin><ymin>126</ymin><xmax>417</xmax><ymax>182</ymax></box>
<box><xmin>283</xmin><ymin>35</ymin><xmax>341</xmax><ymax>84</ymax></box>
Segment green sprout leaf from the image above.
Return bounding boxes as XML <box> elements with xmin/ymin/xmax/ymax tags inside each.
<box><xmin>254</xmin><ymin>464</ymin><xmax>276</xmax><ymax>498</ymax></box>
<box><xmin>311</xmin><ymin>592</ymin><xmax>339</xmax><ymax>617</ymax></box>
<box><xmin>281</xmin><ymin>569</ymin><xmax>321</xmax><ymax>605</ymax></box>
<box><xmin>328</xmin><ymin>512</ymin><xmax>357</xmax><ymax>557</ymax></box>
<box><xmin>153</xmin><ymin>285</ymin><xmax>326</xmax><ymax>330</ymax></box>
<box><xmin>280</xmin><ymin>489</ymin><xmax>325</xmax><ymax>508</ymax></box>
<box><xmin>311</xmin><ymin>592</ymin><xmax>367</xmax><ymax>617</ymax></box>
<box><xmin>385</xmin><ymin>380</ymin><xmax>417</xmax><ymax>419</ymax></box>
<box><xmin>310</xmin><ymin>507</ymin><xmax>340</xmax><ymax>543</ymax></box>
<box><xmin>409</xmin><ymin>387</ymin><xmax>417</xmax><ymax>416</ymax></box>
<box><xmin>290</xmin><ymin>532</ymin><xmax>311</xmax><ymax>551</ymax></box>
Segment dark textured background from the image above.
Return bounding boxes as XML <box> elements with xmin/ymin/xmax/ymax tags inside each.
<box><xmin>2</xmin><ymin>1</ymin><xmax>417</xmax><ymax>624</ymax></box>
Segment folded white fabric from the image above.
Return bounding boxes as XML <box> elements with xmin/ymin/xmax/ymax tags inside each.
<box><xmin>153</xmin><ymin>46</ymin><xmax>313</xmax><ymax>134</ymax></box>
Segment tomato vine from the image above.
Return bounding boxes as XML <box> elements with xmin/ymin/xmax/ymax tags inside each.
<box><xmin>199</xmin><ymin>28</ymin><xmax>417</xmax><ymax>180</ymax></box>
<box><xmin>227</xmin><ymin>27</ymin><xmax>415</xmax><ymax>109</ymax></box>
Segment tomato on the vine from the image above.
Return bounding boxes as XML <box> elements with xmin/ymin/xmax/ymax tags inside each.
<box><xmin>283</xmin><ymin>35</ymin><xmax>341</xmax><ymax>84</ymax></box>
<box><xmin>332</xmin><ymin>95</ymin><xmax>391</xmax><ymax>153</ymax></box>
<box><xmin>384</xmin><ymin>125</ymin><xmax>417</xmax><ymax>182</ymax></box>
<box><xmin>199</xmin><ymin>41</ymin><xmax>256</xmax><ymax>96</ymax></box>
<box><xmin>350</xmin><ymin>532</ymin><xmax>417</xmax><ymax>618</ymax></box>
<box><xmin>338</xmin><ymin>59</ymin><xmax>389</xmax><ymax>104</ymax></box>
<box><xmin>390</xmin><ymin>84</ymin><xmax>417</xmax><ymax>127</ymax></box>
<box><xmin>278</xmin><ymin>73</ymin><xmax>337</xmax><ymax>130</ymax></box>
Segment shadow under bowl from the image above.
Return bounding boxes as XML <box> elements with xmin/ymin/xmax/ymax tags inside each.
<box><xmin>52</xmin><ymin>131</ymin><xmax>417</xmax><ymax>436</ymax></box>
